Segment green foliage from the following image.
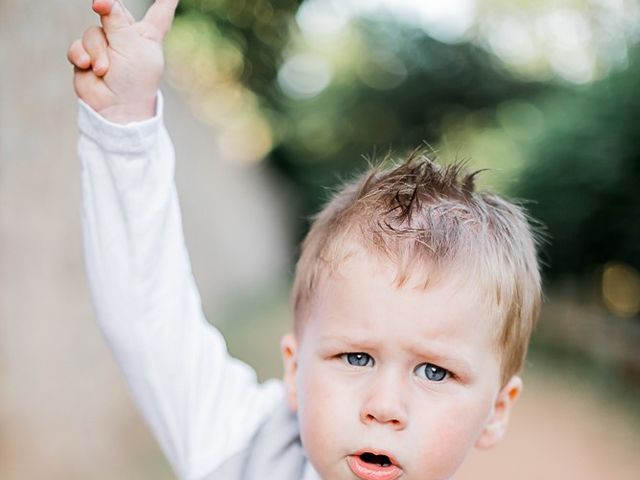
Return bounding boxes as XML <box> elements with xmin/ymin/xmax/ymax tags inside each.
<box><xmin>174</xmin><ymin>1</ymin><xmax>639</xmax><ymax>282</ymax></box>
<box><xmin>516</xmin><ymin>52</ymin><xmax>640</xmax><ymax>278</ymax></box>
<box><xmin>177</xmin><ymin>0</ymin><xmax>303</xmax><ymax>97</ymax></box>
<box><xmin>175</xmin><ymin>3</ymin><xmax>551</xmax><ymax>230</ymax></box>
<box><xmin>269</xmin><ymin>18</ymin><xmax>551</xmax><ymax>238</ymax></box>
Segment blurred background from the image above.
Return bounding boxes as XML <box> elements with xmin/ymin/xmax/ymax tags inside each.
<box><xmin>1</xmin><ymin>0</ymin><xmax>640</xmax><ymax>478</ymax></box>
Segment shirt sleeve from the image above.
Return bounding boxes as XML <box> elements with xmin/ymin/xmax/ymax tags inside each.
<box><xmin>77</xmin><ymin>93</ymin><xmax>284</xmax><ymax>480</ymax></box>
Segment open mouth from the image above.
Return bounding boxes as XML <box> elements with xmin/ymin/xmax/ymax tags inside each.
<box><xmin>360</xmin><ymin>452</ymin><xmax>393</xmax><ymax>467</ymax></box>
<box><xmin>347</xmin><ymin>451</ymin><xmax>402</xmax><ymax>480</ymax></box>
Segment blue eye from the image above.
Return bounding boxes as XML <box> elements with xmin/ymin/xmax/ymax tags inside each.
<box><xmin>342</xmin><ymin>352</ymin><xmax>374</xmax><ymax>367</ymax></box>
<box><xmin>415</xmin><ymin>363</ymin><xmax>449</xmax><ymax>382</ymax></box>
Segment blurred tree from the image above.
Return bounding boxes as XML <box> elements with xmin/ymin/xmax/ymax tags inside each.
<box><xmin>174</xmin><ymin>3</ymin><xmax>553</xmax><ymax>233</ymax></box>
<box><xmin>173</xmin><ymin>1</ymin><xmax>635</xmax><ymax>267</ymax></box>
<box><xmin>176</xmin><ymin>0</ymin><xmax>303</xmax><ymax>99</ymax></box>
<box><xmin>516</xmin><ymin>51</ymin><xmax>640</xmax><ymax>279</ymax></box>
<box><xmin>276</xmin><ymin>18</ymin><xmax>550</xmax><ymax>216</ymax></box>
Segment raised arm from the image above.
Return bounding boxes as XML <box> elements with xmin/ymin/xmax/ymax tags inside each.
<box><xmin>69</xmin><ymin>2</ymin><xmax>282</xmax><ymax>478</ymax></box>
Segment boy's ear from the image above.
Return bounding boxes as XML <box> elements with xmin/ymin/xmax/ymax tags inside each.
<box><xmin>280</xmin><ymin>333</ymin><xmax>299</xmax><ymax>412</ymax></box>
<box><xmin>475</xmin><ymin>375</ymin><xmax>523</xmax><ymax>450</ymax></box>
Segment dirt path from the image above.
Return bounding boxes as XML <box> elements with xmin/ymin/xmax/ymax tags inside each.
<box><xmin>455</xmin><ymin>367</ymin><xmax>640</xmax><ymax>479</ymax></box>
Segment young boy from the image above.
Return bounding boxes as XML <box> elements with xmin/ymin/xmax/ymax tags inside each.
<box><xmin>68</xmin><ymin>1</ymin><xmax>542</xmax><ymax>479</ymax></box>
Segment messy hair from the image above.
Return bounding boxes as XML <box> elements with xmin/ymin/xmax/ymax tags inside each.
<box><xmin>290</xmin><ymin>149</ymin><xmax>543</xmax><ymax>385</ymax></box>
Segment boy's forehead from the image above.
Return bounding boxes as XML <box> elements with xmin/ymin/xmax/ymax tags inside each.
<box><xmin>328</xmin><ymin>245</ymin><xmax>478</xmax><ymax>298</ymax></box>
<box><xmin>314</xmin><ymin>250</ymin><xmax>496</xmax><ymax>332</ymax></box>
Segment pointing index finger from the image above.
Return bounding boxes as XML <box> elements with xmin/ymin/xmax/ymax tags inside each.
<box><xmin>93</xmin><ymin>0</ymin><xmax>135</xmax><ymax>33</ymax></box>
<box><xmin>142</xmin><ymin>0</ymin><xmax>179</xmax><ymax>41</ymax></box>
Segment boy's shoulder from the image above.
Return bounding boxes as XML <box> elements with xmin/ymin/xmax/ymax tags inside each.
<box><xmin>203</xmin><ymin>396</ymin><xmax>308</xmax><ymax>479</ymax></box>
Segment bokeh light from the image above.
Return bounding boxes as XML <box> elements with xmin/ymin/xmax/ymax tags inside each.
<box><xmin>602</xmin><ymin>262</ymin><xmax>640</xmax><ymax>317</ymax></box>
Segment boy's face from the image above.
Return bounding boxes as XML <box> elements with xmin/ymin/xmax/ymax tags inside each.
<box><xmin>282</xmin><ymin>251</ymin><xmax>522</xmax><ymax>480</ymax></box>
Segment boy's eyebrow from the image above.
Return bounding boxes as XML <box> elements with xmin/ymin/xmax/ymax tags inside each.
<box><xmin>406</xmin><ymin>344</ymin><xmax>475</xmax><ymax>376</ymax></box>
<box><xmin>317</xmin><ymin>333</ymin><xmax>377</xmax><ymax>349</ymax></box>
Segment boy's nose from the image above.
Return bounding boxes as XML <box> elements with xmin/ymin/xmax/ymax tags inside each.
<box><xmin>359</xmin><ymin>376</ymin><xmax>408</xmax><ymax>430</ymax></box>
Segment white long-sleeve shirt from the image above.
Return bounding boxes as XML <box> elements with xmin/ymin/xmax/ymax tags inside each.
<box><xmin>77</xmin><ymin>94</ymin><xmax>318</xmax><ymax>480</ymax></box>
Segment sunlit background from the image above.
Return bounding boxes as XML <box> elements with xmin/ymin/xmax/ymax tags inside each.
<box><xmin>1</xmin><ymin>0</ymin><xmax>640</xmax><ymax>478</ymax></box>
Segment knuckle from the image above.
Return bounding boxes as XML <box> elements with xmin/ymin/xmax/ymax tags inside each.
<box><xmin>82</xmin><ymin>26</ymin><xmax>105</xmax><ymax>45</ymax></box>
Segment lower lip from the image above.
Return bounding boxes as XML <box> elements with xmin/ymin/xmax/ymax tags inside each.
<box><xmin>347</xmin><ymin>455</ymin><xmax>403</xmax><ymax>480</ymax></box>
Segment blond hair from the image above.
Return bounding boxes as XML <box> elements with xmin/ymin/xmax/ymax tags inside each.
<box><xmin>291</xmin><ymin>150</ymin><xmax>542</xmax><ymax>385</ymax></box>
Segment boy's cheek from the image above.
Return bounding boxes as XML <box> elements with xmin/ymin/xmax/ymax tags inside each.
<box><xmin>297</xmin><ymin>363</ymin><xmax>353</xmax><ymax>424</ymax></box>
<box><xmin>297</xmin><ymin>374</ymin><xmax>354</xmax><ymax>471</ymax></box>
<box><xmin>282</xmin><ymin>340</ymin><xmax>333</xmax><ymax>413</ymax></box>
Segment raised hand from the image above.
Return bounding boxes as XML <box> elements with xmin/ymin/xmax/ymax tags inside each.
<box><xmin>67</xmin><ymin>0</ymin><xmax>179</xmax><ymax>123</ymax></box>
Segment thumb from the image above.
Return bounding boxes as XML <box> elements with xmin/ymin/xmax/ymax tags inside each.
<box><xmin>94</xmin><ymin>0</ymin><xmax>134</xmax><ymax>33</ymax></box>
<box><xmin>142</xmin><ymin>0</ymin><xmax>179</xmax><ymax>42</ymax></box>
